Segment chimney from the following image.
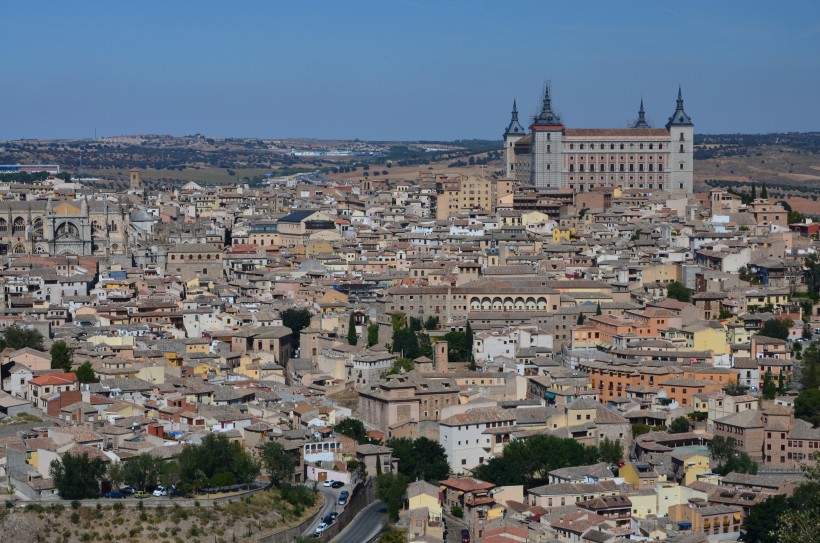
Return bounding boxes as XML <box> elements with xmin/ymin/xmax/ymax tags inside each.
<box><xmin>435</xmin><ymin>340</ymin><xmax>449</xmax><ymax>373</ymax></box>
<box><xmin>81</xmin><ymin>385</ymin><xmax>90</xmax><ymax>404</ymax></box>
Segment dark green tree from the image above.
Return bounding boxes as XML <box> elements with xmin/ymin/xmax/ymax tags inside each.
<box><xmin>376</xmin><ymin>473</ymin><xmax>409</xmax><ymax>522</ymax></box>
<box><xmin>367</xmin><ymin>323</ymin><xmax>379</xmax><ymax>347</ymax></box>
<box><xmin>744</xmin><ymin>494</ymin><xmax>789</xmax><ymax>543</ymax></box>
<box><xmin>775</xmin><ymin>453</ymin><xmax>820</xmax><ymax>543</ymax></box>
<box><xmin>666</xmin><ymin>281</ymin><xmax>692</xmax><ymax>302</ymax></box>
<box><xmin>472</xmin><ymin>434</ymin><xmax>600</xmax><ymax>488</ymax></box>
<box><xmin>50</xmin><ymin>451</ymin><xmax>107</xmax><ymax>499</ymax></box>
<box><xmin>465</xmin><ymin>321</ymin><xmax>474</xmax><ymax>364</ymax></box>
<box><xmin>805</xmin><ymin>255</ymin><xmax>820</xmax><ymax>297</ymax></box>
<box><xmin>107</xmin><ymin>462</ymin><xmax>125</xmax><ymax>492</ymax></box>
<box><xmin>177</xmin><ymin>432</ymin><xmax>259</xmax><ymax>493</ymax></box>
<box><xmin>123</xmin><ymin>453</ymin><xmax>161</xmax><ymax>491</ymax></box>
<box><xmin>751</xmin><ymin>182</ymin><xmax>757</xmax><ymax>200</ymax></box>
<box><xmin>758</xmin><ymin>319</ymin><xmax>791</xmax><ymax>341</ymax></box>
<box><xmin>281</xmin><ymin>308</ymin><xmax>312</xmax><ymax>350</ymax></box>
<box><xmin>709</xmin><ymin>435</ymin><xmax>758</xmax><ymax>475</ymax></box>
<box><xmin>334</xmin><ymin>418</ymin><xmax>369</xmax><ymax>444</ymax></box>
<box><xmin>801</xmin><ymin>340</ymin><xmax>820</xmax><ymax>389</ymax></box>
<box><xmin>631</xmin><ymin>423</ymin><xmax>652</xmax><ymax>437</ymax></box>
<box><xmin>670</xmin><ymin>416</ymin><xmax>691</xmax><ymax>434</ymax></box>
<box><xmin>443</xmin><ymin>331</ymin><xmax>471</xmax><ymax>362</ymax></box>
<box><xmin>392</xmin><ymin>327</ymin><xmax>419</xmax><ymax>359</ymax></box>
<box><xmin>384</xmin><ymin>357</ymin><xmax>415</xmax><ymax>376</ymax></box>
<box><xmin>804</xmin><ymin>323</ymin><xmax>813</xmax><ymax>340</ymax></box>
<box><xmin>377</xmin><ymin>527</ymin><xmax>409</xmax><ymax>543</ymax></box>
<box><xmin>0</xmin><ymin>325</ymin><xmax>44</xmax><ymax>351</ymax></box>
<box><xmin>409</xmin><ymin>317</ymin><xmax>422</xmax><ymax>331</ymax></box>
<box><xmin>761</xmin><ymin>183</ymin><xmax>768</xmax><ymax>199</ymax></box>
<box><xmin>347</xmin><ymin>314</ymin><xmax>357</xmax><ymax>346</ymax></box>
<box><xmin>577</xmin><ymin>313</ymin><xmax>585</xmax><ymax>325</ymax></box>
<box><xmin>417</xmin><ymin>332</ymin><xmax>433</xmax><ymax>359</ymax></box>
<box><xmin>50</xmin><ymin>340</ymin><xmax>73</xmax><ymax>372</ymax></box>
<box><xmin>597</xmin><ymin>437</ymin><xmax>623</xmax><ymax>464</ymax></box>
<box><xmin>74</xmin><ymin>361</ymin><xmax>96</xmax><ymax>383</ymax></box>
<box><xmin>795</xmin><ymin>389</ymin><xmax>820</xmax><ymax>427</ymax></box>
<box><xmin>762</xmin><ymin>370</ymin><xmax>777</xmax><ymax>400</ymax></box>
<box><xmin>596</xmin><ymin>302</ymin><xmax>602</xmax><ymax>316</ymax></box>
<box><xmin>423</xmin><ymin>316</ymin><xmax>439</xmax><ymax>330</ymax></box>
<box><xmin>387</xmin><ymin>437</ymin><xmax>450</xmax><ymax>482</ymax></box>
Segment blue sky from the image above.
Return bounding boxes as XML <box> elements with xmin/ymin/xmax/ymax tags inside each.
<box><xmin>2</xmin><ymin>1</ymin><xmax>819</xmax><ymax>140</ymax></box>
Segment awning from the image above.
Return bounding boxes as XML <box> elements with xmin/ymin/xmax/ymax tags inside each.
<box><xmin>546</xmin><ymin>392</ymin><xmax>556</xmax><ymax>399</ymax></box>
<box><xmin>733</xmin><ymin>514</ymin><xmax>741</xmax><ymax>522</ymax></box>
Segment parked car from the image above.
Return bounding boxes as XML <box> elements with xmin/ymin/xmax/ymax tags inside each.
<box><xmin>120</xmin><ymin>486</ymin><xmax>135</xmax><ymax>495</ymax></box>
<box><xmin>331</xmin><ymin>481</ymin><xmax>344</xmax><ymax>489</ymax></box>
<box><xmin>104</xmin><ymin>491</ymin><xmax>124</xmax><ymax>499</ymax></box>
<box><xmin>327</xmin><ymin>512</ymin><xmax>338</xmax><ymax>522</ymax></box>
<box><xmin>461</xmin><ymin>528</ymin><xmax>471</xmax><ymax>542</ymax></box>
<box><xmin>314</xmin><ymin>523</ymin><xmax>328</xmax><ymax>535</ymax></box>
<box><xmin>322</xmin><ymin>479</ymin><xmax>334</xmax><ymax>487</ymax></box>
<box><xmin>133</xmin><ymin>491</ymin><xmax>150</xmax><ymax>499</ymax></box>
<box><xmin>153</xmin><ymin>486</ymin><xmax>167</xmax><ymax>497</ymax></box>
<box><xmin>322</xmin><ymin>514</ymin><xmax>335</xmax><ymax>525</ymax></box>
<box><xmin>338</xmin><ymin>490</ymin><xmax>349</xmax><ymax>505</ymax></box>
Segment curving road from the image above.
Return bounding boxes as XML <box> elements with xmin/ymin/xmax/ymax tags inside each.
<box><xmin>304</xmin><ymin>485</ymin><xmax>344</xmax><ymax>536</ymax></box>
<box><xmin>332</xmin><ymin>499</ymin><xmax>387</xmax><ymax>543</ymax></box>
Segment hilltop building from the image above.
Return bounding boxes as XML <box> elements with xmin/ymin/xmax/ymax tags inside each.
<box><xmin>504</xmin><ymin>85</ymin><xmax>694</xmax><ymax>195</ymax></box>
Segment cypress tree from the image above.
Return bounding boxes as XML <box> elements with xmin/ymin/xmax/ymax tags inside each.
<box><xmin>347</xmin><ymin>314</ymin><xmax>357</xmax><ymax>346</ymax></box>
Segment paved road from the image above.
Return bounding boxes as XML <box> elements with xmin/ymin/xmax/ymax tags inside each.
<box><xmin>332</xmin><ymin>499</ymin><xmax>387</xmax><ymax>543</ymax></box>
<box><xmin>304</xmin><ymin>484</ymin><xmax>345</xmax><ymax>536</ymax></box>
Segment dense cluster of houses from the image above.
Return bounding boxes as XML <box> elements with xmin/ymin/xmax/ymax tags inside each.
<box><xmin>0</xmin><ymin>171</ymin><xmax>816</xmax><ymax>542</ymax></box>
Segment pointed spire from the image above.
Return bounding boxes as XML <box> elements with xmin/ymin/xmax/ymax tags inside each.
<box><xmin>532</xmin><ymin>83</ymin><xmax>562</xmax><ymax>127</ymax></box>
<box><xmin>632</xmin><ymin>98</ymin><xmax>650</xmax><ymax>128</ymax></box>
<box><xmin>666</xmin><ymin>86</ymin><xmax>693</xmax><ymax>128</ymax></box>
<box><xmin>503</xmin><ymin>98</ymin><xmax>525</xmax><ymax>138</ymax></box>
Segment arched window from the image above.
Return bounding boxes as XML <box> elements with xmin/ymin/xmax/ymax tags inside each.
<box><xmin>610</xmin><ymin>143</ymin><xmax>615</xmax><ymax>150</ymax></box>
<box><xmin>620</xmin><ymin>144</ymin><xmax>624</xmax><ymax>150</ymax></box>
<box><xmin>12</xmin><ymin>217</ymin><xmax>25</xmax><ymax>234</ymax></box>
<box><xmin>0</xmin><ymin>218</ymin><xmax>7</xmax><ymax>233</ymax></box>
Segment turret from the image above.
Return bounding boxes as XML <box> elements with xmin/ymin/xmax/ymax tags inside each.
<box><xmin>632</xmin><ymin>99</ymin><xmax>651</xmax><ymax>129</ymax></box>
<box><xmin>503</xmin><ymin>100</ymin><xmax>526</xmax><ymax>179</ymax></box>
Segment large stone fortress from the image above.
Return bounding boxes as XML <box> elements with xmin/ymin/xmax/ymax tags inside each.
<box><xmin>504</xmin><ymin>85</ymin><xmax>694</xmax><ymax>194</ymax></box>
<box><xmin>0</xmin><ymin>198</ymin><xmax>129</xmax><ymax>256</ymax></box>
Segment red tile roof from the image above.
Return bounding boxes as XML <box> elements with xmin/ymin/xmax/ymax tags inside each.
<box><xmin>29</xmin><ymin>372</ymin><xmax>77</xmax><ymax>386</ymax></box>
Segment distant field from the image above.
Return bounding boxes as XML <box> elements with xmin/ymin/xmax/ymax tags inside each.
<box><xmin>85</xmin><ymin>166</ymin><xmax>314</xmax><ymax>185</ymax></box>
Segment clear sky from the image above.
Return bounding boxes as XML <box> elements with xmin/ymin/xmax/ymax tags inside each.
<box><xmin>2</xmin><ymin>1</ymin><xmax>819</xmax><ymax>141</ymax></box>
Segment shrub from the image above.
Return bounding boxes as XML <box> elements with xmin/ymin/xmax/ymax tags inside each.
<box><xmin>70</xmin><ymin>512</ymin><xmax>80</xmax><ymax>524</ymax></box>
<box><xmin>71</xmin><ymin>500</ymin><xmax>81</xmax><ymax>510</ymax></box>
<box><xmin>451</xmin><ymin>505</ymin><xmax>463</xmax><ymax>518</ymax></box>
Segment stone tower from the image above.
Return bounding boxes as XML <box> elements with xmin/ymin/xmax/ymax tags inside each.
<box><xmin>666</xmin><ymin>87</ymin><xmax>694</xmax><ymax>195</ymax></box>
<box><xmin>503</xmin><ymin>100</ymin><xmax>526</xmax><ymax>178</ymax></box>
<box><xmin>129</xmin><ymin>169</ymin><xmax>141</xmax><ymax>190</ymax></box>
<box><xmin>530</xmin><ymin>84</ymin><xmax>564</xmax><ymax>190</ymax></box>
<box><xmin>435</xmin><ymin>340</ymin><xmax>449</xmax><ymax>373</ymax></box>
